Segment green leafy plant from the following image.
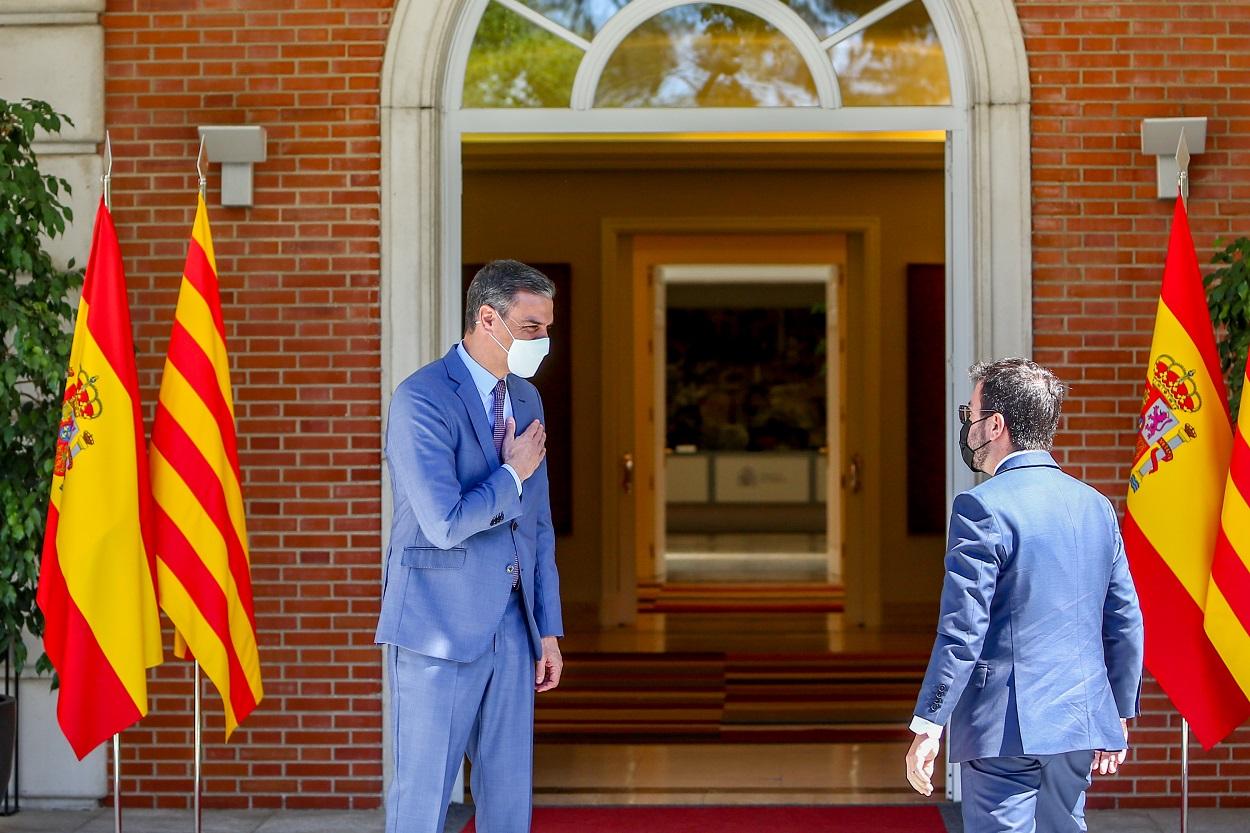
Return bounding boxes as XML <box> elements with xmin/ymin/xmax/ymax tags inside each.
<box><xmin>1206</xmin><ymin>237</ymin><xmax>1250</xmax><ymax>422</ymax></box>
<box><xmin>0</xmin><ymin>98</ymin><xmax>82</xmax><ymax>676</ymax></box>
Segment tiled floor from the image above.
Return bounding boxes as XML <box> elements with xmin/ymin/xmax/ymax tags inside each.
<box><xmin>2</xmin><ymin>806</ymin><xmax>1248</xmax><ymax>833</ymax></box>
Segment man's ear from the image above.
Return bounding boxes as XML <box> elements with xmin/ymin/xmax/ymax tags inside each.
<box><xmin>993</xmin><ymin>413</ymin><xmax>1008</xmax><ymax>440</ymax></box>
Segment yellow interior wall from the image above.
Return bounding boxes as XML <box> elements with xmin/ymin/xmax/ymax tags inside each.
<box><xmin>463</xmin><ymin>161</ymin><xmax>946</xmax><ymax>628</ymax></box>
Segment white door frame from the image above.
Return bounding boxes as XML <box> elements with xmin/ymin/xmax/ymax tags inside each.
<box><xmin>379</xmin><ymin>0</ymin><xmax>1032</xmax><ymax>803</ymax></box>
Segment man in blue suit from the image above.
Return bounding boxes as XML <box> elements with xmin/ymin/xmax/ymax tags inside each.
<box><xmin>376</xmin><ymin>260</ymin><xmax>564</xmax><ymax>833</ymax></box>
<box><xmin>905</xmin><ymin>358</ymin><xmax>1144</xmax><ymax>832</ymax></box>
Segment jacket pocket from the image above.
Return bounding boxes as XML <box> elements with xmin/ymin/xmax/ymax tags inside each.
<box><xmin>401</xmin><ymin>547</ymin><xmax>467</xmax><ymax>569</ymax></box>
<box><xmin>972</xmin><ymin>661</ymin><xmax>991</xmax><ymax>689</ymax></box>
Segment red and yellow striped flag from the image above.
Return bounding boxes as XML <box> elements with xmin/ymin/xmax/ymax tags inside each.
<box><xmin>37</xmin><ymin>198</ymin><xmax>164</xmax><ymax>759</ymax></box>
<box><xmin>150</xmin><ymin>193</ymin><xmax>262</xmax><ymax>736</ymax></box>
<box><xmin>1124</xmin><ymin>196</ymin><xmax>1250</xmax><ymax>748</ymax></box>
<box><xmin>1207</xmin><ymin>359</ymin><xmax>1250</xmax><ymax>705</ymax></box>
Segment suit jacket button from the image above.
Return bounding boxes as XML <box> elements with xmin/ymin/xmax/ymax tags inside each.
<box><xmin>938</xmin><ymin>684</ymin><xmax>948</xmax><ymax>692</ymax></box>
<box><xmin>507</xmin><ymin>565</ymin><xmax>515</xmax><ymax>573</ymax></box>
<box><xmin>929</xmin><ymin>706</ymin><xmax>939</xmax><ymax>713</ymax></box>
<box><xmin>512</xmin><ymin>520</ymin><xmax>519</xmax><ymax>531</ymax></box>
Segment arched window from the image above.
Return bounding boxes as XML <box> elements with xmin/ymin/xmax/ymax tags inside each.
<box><xmin>462</xmin><ymin>0</ymin><xmax>952</xmax><ymax>110</ymax></box>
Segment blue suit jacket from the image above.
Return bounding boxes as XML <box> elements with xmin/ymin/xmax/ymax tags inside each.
<box><xmin>374</xmin><ymin>346</ymin><xmax>564</xmax><ymax>663</ymax></box>
<box><xmin>915</xmin><ymin>451</ymin><xmax>1144</xmax><ymax>763</ymax></box>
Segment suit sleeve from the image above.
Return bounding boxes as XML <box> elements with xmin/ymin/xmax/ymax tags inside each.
<box><xmin>531</xmin><ymin>393</ymin><xmax>564</xmax><ymax>638</ymax></box>
<box><xmin>913</xmin><ymin>490</ymin><xmax>1004</xmax><ymax>727</ymax></box>
<box><xmin>386</xmin><ymin>381</ymin><xmax>522</xmax><ymax>550</ymax></box>
<box><xmin>1103</xmin><ymin>500</ymin><xmax>1145</xmax><ymax>718</ymax></box>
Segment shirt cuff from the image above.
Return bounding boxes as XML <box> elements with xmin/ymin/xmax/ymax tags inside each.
<box><xmin>910</xmin><ymin>715</ymin><xmax>944</xmax><ymax>738</ymax></box>
<box><xmin>502</xmin><ymin>463</ymin><xmax>523</xmax><ymax>495</ymax></box>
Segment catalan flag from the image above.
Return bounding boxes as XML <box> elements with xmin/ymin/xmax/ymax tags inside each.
<box><xmin>1124</xmin><ymin>196</ymin><xmax>1250</xmax><ymax>748</ymax></box>
<box><xmin>37</xmin><ymin>198</ymin><xmax>164</xmax><ymax>759</ymax></box>
<box><xmin>1207</xmin><ymin>358</ymin><xmax>1250</xmax><ymax>705</ymax></box>
<box><xmin>150</xmin><ymin>193</ymin><xmax>262</xmax><ymax>736</ymax></box>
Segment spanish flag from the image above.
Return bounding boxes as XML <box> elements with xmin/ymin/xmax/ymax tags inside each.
<box><xmin>37</xmin><ymin>198</ymin><xmax>164</xmax><ymax>759</ymax></box>
<box><xmin>150</xmin><ymin>193</ymin><xmax>262</xmax><ymax>736</ymax></box>
<box><xmin>1124</xmin><ymin>196</ymin><xmax>1250</xmax><ymax>747</ymax></box>
<box><xmin>1207</xmin><ymin>360</ymin><xmax>1250</xmax><ymax>708</ymax></box>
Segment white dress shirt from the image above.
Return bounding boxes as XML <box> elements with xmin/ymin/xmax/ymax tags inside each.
<box><xmin>909</xmin><ymin>448</ymin><xmax>1041</xmax><ymax>739</ymax></box>
<box><xmin>456</xmin><ymin>342</ymin><xmax>523</xmax><ymax>495</ymax></box>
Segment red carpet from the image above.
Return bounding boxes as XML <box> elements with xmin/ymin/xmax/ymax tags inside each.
<box><xmin>461</xmin><ymin>805</ymin><xmax>948</xmax><ymax>832</ymax></box>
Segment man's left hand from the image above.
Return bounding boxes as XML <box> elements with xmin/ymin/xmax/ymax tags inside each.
<box><xmin>536</xmin><ymin>636</ymin><xmax>563</xmax><ymax>693</ymax></box>
<box><xmin>1092</xmin><ymin>718</ymin><xmax>1130</xmax><ymax>776</ymax></box>
<box><xmin>905</xmin><ymin>732</ymin><xmax>941</xmax><ymax>796</ymax></box>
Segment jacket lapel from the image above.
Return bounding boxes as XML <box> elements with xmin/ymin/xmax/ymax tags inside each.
<box><xmin>442</xmin><ymin>347</ymin><xmax>501</xmax><ymax>465</ymax></box>
<box><xmin>508</xmin><ymin>378</ymin><xmax>536</xmax><ymax>502</ymax></box>
<box><xmin>508</xmin><ymin>377</ymin><xmax>534</xmax><ymax>435</ymax></box>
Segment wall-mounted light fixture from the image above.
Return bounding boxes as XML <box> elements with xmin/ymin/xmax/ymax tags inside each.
<box><xmin>1141</xmin><ymin>117</ymin><xmax>1206</xmax><ymax>201</ymax></box>
<box><xmin>196</xmin><ymin>125</ymin><xmax>267</xmax><ymax>207</ymax></box>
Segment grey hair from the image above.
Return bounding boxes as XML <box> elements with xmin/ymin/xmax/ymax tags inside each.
<box><xmin>970</xmin><ymin>358</ymin><xmax>1067</xmax><ymax>451</ymax></box>
<box><xmin>464</xmin><ymin>260</ymin><xmax>555</xmax><ymax>333</ymax></box>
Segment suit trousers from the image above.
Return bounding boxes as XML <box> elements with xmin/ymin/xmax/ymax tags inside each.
<box><xmin>960</xmin><ymin>751</ymin><xmax>1096</xmax><ymax>833</ymax></box>
<box><xmin>385</xmin><ymin>589</ymin><xmax>535</xmax><ymax>833</ymax></box>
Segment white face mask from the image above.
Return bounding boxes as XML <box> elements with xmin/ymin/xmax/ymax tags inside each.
<box><xmin>487</xmin><ymin>313</ymin><xmax>550</xmax><ymax>378</ymax></box>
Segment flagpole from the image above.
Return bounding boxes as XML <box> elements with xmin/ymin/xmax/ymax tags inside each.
<box><xmin>192</xmin><ymin>135</ymin><xmax>207</xmax><ymax>833</ymax></box>
<box><xmin>194</xmin><ymin>662</ymin><xmax>202</xmax><ymax>833</ymax></box>
<box><xmin>100</xmin><ymin>130</ymin><xmax>125</xmax><ymax>833</ymax></box>
<box><xmin>1181</xmin><ymin>719</ymin><xmax>1190</xmax><ymax>833</ymax></box>
<box><xmin>1175</xmin><ymin>132</ymin><xmax>1190</xmax><ymax>833</ymax></box>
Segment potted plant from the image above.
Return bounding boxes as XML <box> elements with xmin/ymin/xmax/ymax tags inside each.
<box><xmin>1205</xmin><ymin>236</ymin><xmax>1250</xmax><ymax>419</ymax></box>
<box><xmin>0</xmin><ymin>97</ymin><xmax>82</xmax><ymax>798</ymax></box>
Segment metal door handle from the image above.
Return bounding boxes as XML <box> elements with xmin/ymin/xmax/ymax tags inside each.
<box><xmin>622</xmin><ymin>453</ymin><xmax>634</xmax><ymax>494</ymax></box>
<box><xmin>844</xmin><ymin>453</ymin><xmax>863</xmax><ymax>494</ymax></box>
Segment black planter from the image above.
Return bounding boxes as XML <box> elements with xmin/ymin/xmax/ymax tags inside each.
<box><xmin>0</xmin><ymin>695</ymin><xmax>13</xmax><ymax>801</ymax></box>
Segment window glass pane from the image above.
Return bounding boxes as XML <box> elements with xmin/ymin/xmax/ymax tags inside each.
<box><xmin>781</xmin><ymin>0</ymin><xmax>889</xmax><ymax>40</ymax></box>
<box><xmin>507</xmin><ymin>0</ymin><xmax>903</xmax><ymax>42</ymax></box>
<box><xmin>595</xmin><ymin>4</ymin><xmax>820</xmax><ymax>108</ymax></box>
<box><xmin>830</xmin><ymin>0</ymin><xmax>950</xmax><ymax>106</ymax></box>
<box><xmin>463</xmin><ymin>1</ymin><xmax>584</xmax><ymax>108</ymax></box>
<box><xmin>508</xmin><ymin>0</ymin><xmax>630</xmax><ymax>40</ymax></box>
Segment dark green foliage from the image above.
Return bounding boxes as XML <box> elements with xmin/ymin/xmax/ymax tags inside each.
<box><xmin>0</xmin><ymin>98</ymin><xmax>82</xmax><ymax>676</ymax></box>
<box><xmin>1206</xmin><ymin>237</ymin><xmax>1250</xmax><ymax>421</ymax></box>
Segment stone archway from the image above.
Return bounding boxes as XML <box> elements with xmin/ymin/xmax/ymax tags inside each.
<box><xmin>376</xmin><ymin>0</ymin><xmax>1033</xmax><ymax>796</ymax></box>
<box><xmin>379</xmin><ymin>0</ymin><xmax>1032</xmax><ymax>421</ymax></box>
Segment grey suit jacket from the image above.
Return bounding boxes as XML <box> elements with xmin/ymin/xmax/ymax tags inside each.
<box><xmin>915</xmin><ymin>451</ymin><xmax>1144</xmax><ymax>762</ymax></box>
<box><xmin>374</xmin><ymin>346</ymin><xmax>563</xmax><ymax>663</ymax></box>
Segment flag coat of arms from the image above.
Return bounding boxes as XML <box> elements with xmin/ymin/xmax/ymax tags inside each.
<box><xmin>37</xmin><ymin>198</ymin><xmax>163</xmax><ymax>759</ymax></box>
<box><xmin>1124</xmin><ymin>196</ymin><xmax>1250</xmax><ymax>747</ymax></box>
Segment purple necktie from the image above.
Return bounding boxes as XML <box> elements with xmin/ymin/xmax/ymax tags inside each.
<box><xmin>491</xmin><ymin>379</ymin><xmax>506</xmax><ymax>459</ymax></box>
<box><xmin>492</xmin><ymin>379</ymin><xmax>519</xmax><ymax>588</ymax></box>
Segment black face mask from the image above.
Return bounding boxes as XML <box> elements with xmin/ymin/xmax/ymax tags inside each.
<box><xmin>959</xmin><ymin>416</ymin><xmax>993</xmax><ymax>473</ymax></box>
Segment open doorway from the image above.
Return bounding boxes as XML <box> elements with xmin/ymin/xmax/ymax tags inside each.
<box><xmin>657</xmin><ymin>263</ymin><xmax>841</xmax><ymax>585</ymax></box>
<box><xmin>462</xmin><ymin>137</ymin><xmax>949</xmax><ymax>804</ymax></box>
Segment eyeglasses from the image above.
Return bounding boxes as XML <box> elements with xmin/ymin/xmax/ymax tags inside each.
<box><xmin>958</xmin><ymin>404</ymin><xmax>997</xmax><ymax>425</ymax></box>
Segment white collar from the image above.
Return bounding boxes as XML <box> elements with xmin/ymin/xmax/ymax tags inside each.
<box><xmin>456</xmin><ymin>341</ymin><xmax>504</xmax><ymax>400</ymax></box>
<box><xmin>993</xmin><ymin>449</ymin><xmax>1034</xmax><ymax>476</ymax></box>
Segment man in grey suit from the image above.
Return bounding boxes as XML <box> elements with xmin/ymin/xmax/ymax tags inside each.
<box><xmin>905</xmin><ymin>358</ymin><xmax>1144</xmax><ymax>832</ymax></box>
<box><xmin>376</xmin><ymin>260</ymin><xmax>564</xmax><ymax>833</ymax></box>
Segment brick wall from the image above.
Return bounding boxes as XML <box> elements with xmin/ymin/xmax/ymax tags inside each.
<box><xmin>94</xmin><ymin>0</ymin><xmax>1250</xmax><ymax>811</ymax></box>
<box><xmin>1018</xmin><ymin>0</ymin><xmax>1250</xmax><ymax>808</ymax></box>
<box><xmin>103</xmin><ymin>0</ymin><xmax>391</xmax><ymax>809</ymax></box>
